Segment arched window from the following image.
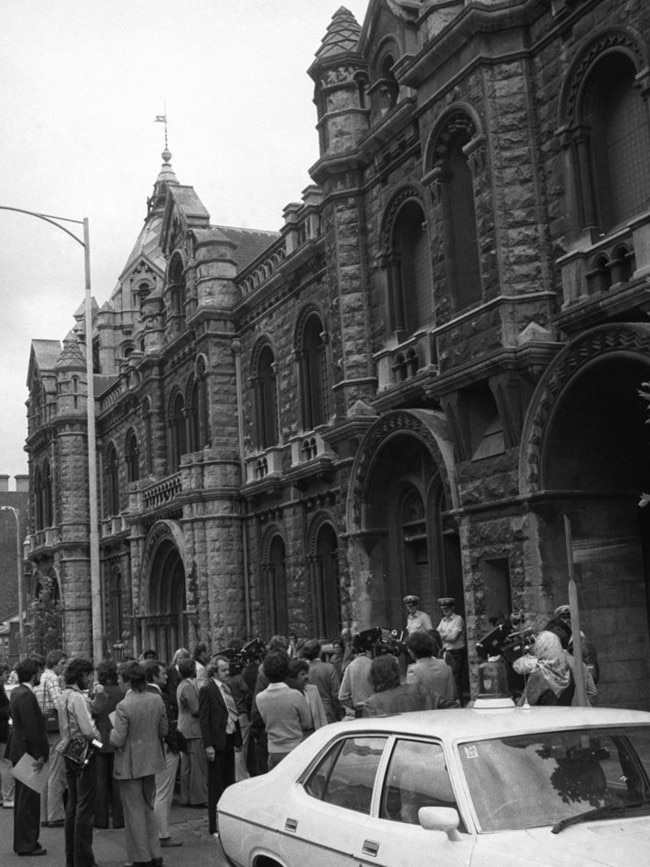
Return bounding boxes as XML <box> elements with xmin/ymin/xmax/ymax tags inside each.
<box><xmin>312</xmin><ymin>522</ymin><xmax>340</xmax><ymax>638</ymax></box>
<box><xmin>169</xmin><ymin>392</ymin><xmax>187</xmax><ymax>473</ymax></box>
<box><xmin>297</xmin><ymin>313</ymin><xmax>328</xmax><ymax>431</ymax></box>
<box><xmin>125</xmin><ymin>428</ymin><xmax>139</xmax><ymax>483</ymax></box>
<box><xmin>429</xmin><ymin>111</ymin><xmax>482</xmax><ymax>310</ymax></box>
<box><xmin>109</xmin><ymin>569</ymin><xmax>123</xmax><ymax>646</ymax></box>
<box><xmin>254</xmin><ymin>344</ymin><xmax>278</xmax><ymax>449</ymax></box>
<box><xmin>43</xmin><ymin>460</ymin><xmax>53</xmax><ymax>528</ymax></box>
<box><xmin>578</xmin><ymin>52</ymin><xmax>650</xmax><ymax>233</ymax></box>
<box><xmin>187</xmin><ymin>361</ymin><xmax>210</xmax><ymax>453</ymax></box>
<box><xmin>105</xmin><ymin>443</ymin><xmax>120</xmax><ymax>516</ymax></box>
<box><xmin>188</xmin><ymin>379</ymin><xmax>201</xmax><ymax>453</ymax></box>
<box><xmin>168</xmin><ymin>254</ymin><xmax>186</xmax><ymax>319</ymax></box>
<box><xmin>34</xmin><ymin>466</ymin><xmax>43</xmax><ymax>530</ymax></box>
<box><xmin>143</xmin><ymin>397</ymin><xmax>154</xmax><ymax>475</ymax></box>
<box><xmin>387</xmin><ymin>197</ymin><xmax>434</xmax><ymax>337</ymax></box>
<box><xmin>264</xmin><ymin>535</ymin><xmax>288</xmax><ymax>636</ymax></box>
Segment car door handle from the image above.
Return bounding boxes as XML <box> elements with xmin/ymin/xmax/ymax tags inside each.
<box><xmin>284</xmin><ymin>818</ymin><xmax>298</xmax><ymax>833</ymax></box>
<box><xmin>362</xmin><ymin>839</ymin><xmax>379</xmax><ymax>857</ymax></box>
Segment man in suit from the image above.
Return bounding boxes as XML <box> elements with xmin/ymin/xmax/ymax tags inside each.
<box><xmin>144</xmin><ymin>659</ymin><xmax>183</xmax><ymax>849</ymax></box>
<box><xmin>301</xmin><ymin>639</ymin><xmax>341</xmax><ymax>723</ymax></box>
<box><xmin>9</xmin><ymin>656</ymin><xmax>49</xmax><ymax>857</ymax></box>
<box><xmin>199</xmin><ymin>656</ymin><xmax>240</xmax><ymax>836</ymax></box>
<box><xmin>111</xmin><ymin>661</ymin><xmax>167</xmax><ymax>867</ymax></box>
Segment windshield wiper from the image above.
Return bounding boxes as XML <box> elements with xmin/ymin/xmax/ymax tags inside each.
<box><xmin>552</xmin><ymin>798</ymin><xmax>650</xmax><ymax>834</ymax></box>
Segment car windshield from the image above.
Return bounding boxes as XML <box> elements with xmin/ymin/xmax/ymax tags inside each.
<box><xmin>459</xmin><ymin>725</ymin><xmax>650</xmax><ymax>832</ymax></box>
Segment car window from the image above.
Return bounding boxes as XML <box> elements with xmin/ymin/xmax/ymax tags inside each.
<box><xmin>459</xmin><ymin>725</ymin><xmax>650</xmax><ymax>832</ymax></box>
<box><xmin>304</xmin><ymin>736</ymin><xmax>387</xmax><ymax>815</ymax></box>
<box><xmin>380</xmin><ymin>739</ymin><xmax>456</xmax><ymax>825</ymax></box>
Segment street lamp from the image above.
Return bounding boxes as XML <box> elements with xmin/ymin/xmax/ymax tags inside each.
<box><xmin>0</xmin><ymin>206</ymin><xmax>103</xmax><ymax>662</ymax></box>
<box><xmin>1</xmin><ymin>505</ymin><xmax>24</xmax><ymax>654</ymax></box>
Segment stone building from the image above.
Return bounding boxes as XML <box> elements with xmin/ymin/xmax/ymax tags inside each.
<box><xmin>25</xmin><ymin>0</ymin><xmax>650</xmax><ymax>708</ymax></box>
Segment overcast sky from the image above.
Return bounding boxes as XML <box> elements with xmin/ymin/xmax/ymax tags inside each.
<box><xmin>0</xmin><ymin>0</ymin><xmax>369</xmax><ymax>485</ymax></box>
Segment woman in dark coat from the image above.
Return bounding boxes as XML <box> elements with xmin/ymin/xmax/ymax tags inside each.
<box><xmin>90</xmin><ymin>660</ymin><xmax>124</xmax><ymax>828</ymax></box>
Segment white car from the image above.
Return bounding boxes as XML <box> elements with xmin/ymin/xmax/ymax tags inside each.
<box><xmin>216</xmin><ymin>705</ymin><xmax>650</xmax><ymax>867</ymax></box>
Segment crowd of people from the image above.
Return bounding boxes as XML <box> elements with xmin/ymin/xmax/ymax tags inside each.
<box><xmin>0</xmin><ymin>591</ymin><xmax>600</xmax><ymax>862</ymax></box>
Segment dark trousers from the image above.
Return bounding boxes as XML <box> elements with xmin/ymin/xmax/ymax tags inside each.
<box><xmin>64</xmin><ymin>756</ymin><xmax>96</xmax><ymax>867</ymax></box>
<box><xmin>13</xmin><ymin>777</ymin><xmax>41</xmax><ymax>854</ymax></box>
<box><xmin>94</xmin><ymin>752</ymin><xmax>123</xmax><ymax>828</ymax></box>
<box><xmin>445</xmin><ymin>648</ymin><xmax>467</xmax><ymax>706</ymax></box>
<box><xmin>207</xmin><ymin>735</ymin><xmax>235</xmax><ymax>835</ymax></box>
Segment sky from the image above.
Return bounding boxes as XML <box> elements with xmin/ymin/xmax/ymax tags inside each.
<box><xmin>0</xmin><ymin>0</ymin><xmax>370</xmax><ymax>485</ymax></box>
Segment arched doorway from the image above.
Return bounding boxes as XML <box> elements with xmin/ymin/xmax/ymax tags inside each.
<box><xmin>347</xmin><ymin>409</ymin><xmax>461</xmax><ymax>633</ymax></box>
<box><xmin>523</xmin><ymin>326</ymin><xmax>650</xmax><ymax>709</ymax></box>
<box><xmin>141</xmin><ymin>521</ymin><xmax>187</xmax><ymax>662</ymax></box>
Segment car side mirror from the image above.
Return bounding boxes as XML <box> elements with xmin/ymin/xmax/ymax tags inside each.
<box><xmin>418</xmin><ymin>807</ymin><xmax>462</xmax><ymax>840</ymax></box>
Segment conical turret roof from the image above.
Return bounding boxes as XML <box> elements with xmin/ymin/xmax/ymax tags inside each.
<box><xmin>314</xmin><ymin>7</ymin><xmax>361</xmax><ymax>63</ymax></box>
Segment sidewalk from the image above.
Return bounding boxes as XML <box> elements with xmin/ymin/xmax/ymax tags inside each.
<box><xmin>0</xmin><ymin>798</ymin><xmax>227</xmax><ymax>867</ymax></box>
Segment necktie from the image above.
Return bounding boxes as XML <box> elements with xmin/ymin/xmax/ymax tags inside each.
<box><xmin>221</xmin><ymin>683</ymin><xmax>238</xmax><ymax>733</ymax></box>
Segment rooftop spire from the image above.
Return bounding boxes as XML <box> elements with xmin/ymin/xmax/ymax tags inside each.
<box><xmin>148</xmin><ymin>112</ymin><xmax>179</xmax><ymax>216</ymax></box>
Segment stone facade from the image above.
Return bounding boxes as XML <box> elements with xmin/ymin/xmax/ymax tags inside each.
<box><xmin>25</xmin><ymin>0</ymin><xmax>650</xmax><ymax>708</ymax></box>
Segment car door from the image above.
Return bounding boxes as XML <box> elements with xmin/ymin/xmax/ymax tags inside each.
<box><xmin>278</xmin><ymin>734</ymin><xmax>389</xmax><ymax>867</ymax></box>
<box><xmin>350</xmin><ymin>737</ymin><xmax>475</xmax><ymax>867</ymax></box>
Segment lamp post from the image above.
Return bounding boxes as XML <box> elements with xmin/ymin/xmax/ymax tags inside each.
<box><xmin>1</xmin><ymin>505</ymin><xmax>25</xmax><ymax>655</ymax></box>
<box><xmin>0</xmin><ymin>206</ymin><xmax>103</xmax><ymax>663</ymax></box>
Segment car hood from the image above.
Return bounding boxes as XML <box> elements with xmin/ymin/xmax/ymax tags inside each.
<box><xmin>522</xmin><ymin>816</ymin><xmax>650</xmax><ymax>865</ymax></box>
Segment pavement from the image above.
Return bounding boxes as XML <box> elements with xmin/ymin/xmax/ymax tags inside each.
<box><xmin>0</xmin><ymin>797</ymin><xmax>229</xmax><ymax>867</ymax></box>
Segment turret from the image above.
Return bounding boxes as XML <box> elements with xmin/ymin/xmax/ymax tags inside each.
<box><xmin>308</xmin><ymin>7</ymin><xmax>369</xmax><ymax>157</ymax></box>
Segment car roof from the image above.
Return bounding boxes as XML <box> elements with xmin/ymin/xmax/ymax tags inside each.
<box><xmin>327</xmin><ymin>706</ymin><xmax>650</xmax><ymax>743</ymax></box>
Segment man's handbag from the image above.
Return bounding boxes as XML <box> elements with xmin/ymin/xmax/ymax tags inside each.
<box><xmin>55</xmin><ymin>694</ymin><xmax>89</xmax><ymax>765</ymax></box>
<box><xmin>56</xmin><ymin>732</ymin><xmax>89</xmax><ymax>764</ymax></box>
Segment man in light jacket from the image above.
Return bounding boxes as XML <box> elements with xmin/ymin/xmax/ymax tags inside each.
<box><xmin>111</xmin><ymin>661</ymin><xmax>167</xmax><ymax>867</ymax></box>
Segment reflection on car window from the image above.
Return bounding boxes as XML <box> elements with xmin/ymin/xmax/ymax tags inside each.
<box><xmin>304</xmin><ymin>736</ymin><xmax>387</xmax><ymax>815</ymax></box>
<box><xmin>459</xmin><ymin>726</ymin><xmax>650</xmax><ymax>832</ymax></box>
<box><xmin>380</xmin><ymin>740</ymin><xmax>457</xmax><ymax>825</ymax></box>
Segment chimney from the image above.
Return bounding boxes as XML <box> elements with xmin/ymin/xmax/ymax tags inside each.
<box><xmin>0</xmin><ymin>475</ymin><xmax>9</xmax><ymax>493</ymax></box>
<box><xmin>15</xmin><ymin>475</ymin><xmax>29</xmax><ymax>493</ymax></box>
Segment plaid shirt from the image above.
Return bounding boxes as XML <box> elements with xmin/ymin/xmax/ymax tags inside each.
<box><xmin>34</xmin><ymin>667</ymin><xmax>63</xmax><ymax>716</ymax></box>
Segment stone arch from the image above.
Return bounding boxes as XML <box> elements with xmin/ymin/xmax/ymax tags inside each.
<box><xmin>520</xmin><ymin>323</ymin><xmax>650</xmax><ymax>495</ymax></box>
<box><xmin>423</xmin><ymin>102</ymin><xmax>484</xmax><ymax>174</ymax></box>
<box><xmin>558</xmin><ymin>26</ymin><xmax>649</xmax><ymax>128</ymax></box>
<box><xmin>345</xmin><ymin>409</ymin><xmax>460</xmax><ymax>631</ymax></box>
<box><xmin>138</xmin><ymin>519</ymin><xmax>188</xmax><ymax>662</ymax></box>
<box><xmin>380</xmin><ymin>183</ymin><xmax>429</xmax><ymax>253</ymax></box>
<box><xmin>519</xmin><ymin>323</ymin><xmax>650</xmax><ymax>710</ymax></box>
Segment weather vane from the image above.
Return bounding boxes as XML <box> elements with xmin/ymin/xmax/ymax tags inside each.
<box><xmin>154</xmin><ymin>109</ymin><xmax>169</xmax><ymax>154</ymax></box>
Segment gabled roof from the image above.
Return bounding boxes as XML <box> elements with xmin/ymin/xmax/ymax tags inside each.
<box><xmin>27</xmin><ymin>339</ymin><xmax>62</xmax><ymax>385</ymax></box>
<box><xmin>118</xmin><ymin>211</ymin><xmax>166</xmax><ymax>281</ymax></box>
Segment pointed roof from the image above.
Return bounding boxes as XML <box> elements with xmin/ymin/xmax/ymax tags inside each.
<box><xmin>56</xmin><ymin>333</ymin><xmax>86</xmax><ymax>370</ymax></box>
<box><xmin>314</xmin><ymin>7</ymin><xmax>361</xmax><ymax>63</ymax></box>
<box><xmin>27</xmin><ymin>339</ymin><xmax>62</xmax><ymax>385</ymax></box>
<box><xmin>148</xmin><ymin>148</ymin><xmax>180</xmax><ymax>217</ymax></box>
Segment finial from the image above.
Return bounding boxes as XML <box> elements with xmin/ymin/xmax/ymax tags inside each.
<box><xmin>154</xmin><ymin>110</ymin><xmax>171</xmax><ymax>163</ymax></box>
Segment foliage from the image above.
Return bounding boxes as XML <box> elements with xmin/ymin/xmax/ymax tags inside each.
<box><xmin>27</xmin><ymin>575</ymin><xmax>63</xmax><ymax>655</ymax></box>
